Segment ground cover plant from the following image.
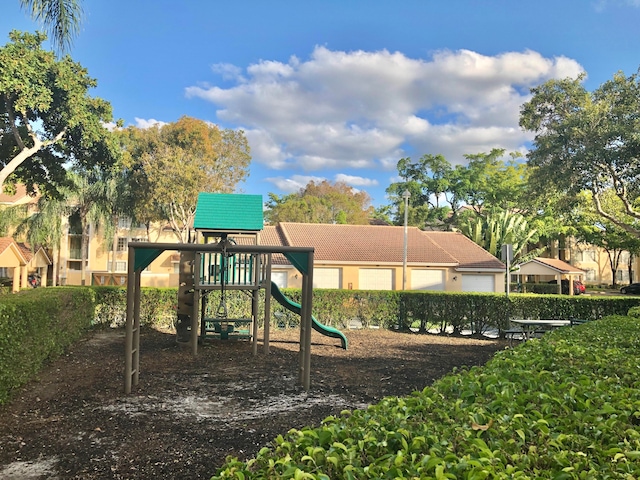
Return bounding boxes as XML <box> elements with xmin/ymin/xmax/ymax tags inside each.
<box><xmin>213</xmin><ymin>316</ymin><xmax>640</xmax><ymax>479</ymax></box>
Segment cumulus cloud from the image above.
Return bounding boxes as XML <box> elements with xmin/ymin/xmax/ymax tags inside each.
<box><xmin>134</xmin><ymin>117</ymin><xmax>168</xmax><ymax>129</ymax></box>
<box><xmin>186</xmin><ymin>46</ymin><xmax>584</xmax><ymax>194</ymax></box>
<box><xmin>334</xmin><ymin>174</ymin><xmax>378</xmax><ymax>187</ymax></box>
<box><xmin>265</xmin><ymin>175</ymin><xmax>326</xmax><ymax>193</ymax></box>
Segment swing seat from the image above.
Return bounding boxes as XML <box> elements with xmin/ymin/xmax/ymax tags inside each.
<box><xmin>213</xmin><ymin>322</ymin><xmax>235</xmax><ymax>334</ymax></box>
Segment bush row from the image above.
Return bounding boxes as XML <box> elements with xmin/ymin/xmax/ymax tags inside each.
<box><xmin>212</xmin><ymin>315</ymin><xmax>640</xmax><ymax>478</ymax></box>
<box><xmin>89</xmin><ymin>287</ymin><xmax>640</xmax><ymax>336</ymax></box>
<box><xmin>0</xmin><ymin>287</ymin><xmax>96</xmax><ymax>404</ymax></box>
<box><xmin>3</xmin><ymin>287</ymin><xmax>639</xmax><ymax>405</ymax></box>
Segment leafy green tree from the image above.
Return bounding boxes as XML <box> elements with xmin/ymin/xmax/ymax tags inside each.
<box><xmin>569</xmin><ymin>191</ymin><xmax>640</xmax><ymax>286</ymax></box>
<box><xmin>19</xmin><ymin>0</ymin><xmax>83</xmax><ymax>52</ymax></box>
<box><xmin>66</xmin><ymin>167</ymin><xmax>114</xmax><ymax>285</ymax></box>
<box><xmin>386</xmin><ymin>149</ymin><xmax>529</xmax><ymax>229</ymax></box>
<box><xmin>121</xmin><ymin>116</ymin><xmax>251</xmax><ymax>242</ymax></box>
<box><xmin>0</xmin><ymin>31</ymin><xmax>117</xmax><ymax>197</ymax></box>
<box><xmin>16</xmin><ymin>193</ymin><xmax>68</xmax><ymax>285</ymax></box>
<box><xmin>458</xmin><ymin>210</ymin><xmax>541</xmax><ymax>264</ymax></box>
<box><xmin>265</xmin><ymin>180</ymin><xmax>373</xmax><ymax>225</ymax></box>
<box><xmin>520</xmin><ymin>69</ymin><xmax>640</xmax><ymax>236</ymax></box>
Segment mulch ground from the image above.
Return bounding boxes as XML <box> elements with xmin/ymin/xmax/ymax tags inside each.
<box><xmin>0</xmin><ymin>327</ymin><xmax>506</xmax><ymax>479</ymax></box>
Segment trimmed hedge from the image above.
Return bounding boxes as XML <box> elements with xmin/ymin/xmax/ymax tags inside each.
<box><xmin>0</xmin><ymin>287</ymin><xmax>96</xmax><ymax>404</ymax></box>
<box><xmin>212</xmin><ymin>315</ymin><xmax>640</xmax><ymax>478</ymax></box>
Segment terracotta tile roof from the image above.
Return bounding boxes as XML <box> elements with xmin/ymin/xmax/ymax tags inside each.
<box><xmin>0</xmin><ymin>237</ymin><xmax>15</xmax><ymax>255</ymax></box>
<box><xmin>426</xmin><ymin>231</ymin><xmax>505</xmax><ymax>270</ymax></box>
<box><xmin>17</xmin><ymin>243</ymin><xmax>34</xmax><ymax>262</ymax></box>
<box><xmin>259</xmin><ymin>223</ymin><xmax>500</xmax><ymax>268</ymax></box>
<box><xmin>0</xmin><ymin>184</ymin><xmax>38</xmax><ymax>205</ymax></box>
<box><xmin>529</xmin><ymin>257</ymin><xmax>585</xmax><ymax>274</ymax></box>
<box><xmin>0</xmin><ymin>237</ymin><xmax>28</xmax><ymax>263</ymax></box>
<box><xmin>259</xmin><ymin>227</ymin><xmax>289</xmax><ymax>265</ymax></box>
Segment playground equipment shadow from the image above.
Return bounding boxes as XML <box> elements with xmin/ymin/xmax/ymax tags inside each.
<box><xmin>0</xmin><ymin>326</ymin><xmax>505</xmax><ymax>479</ymax></box>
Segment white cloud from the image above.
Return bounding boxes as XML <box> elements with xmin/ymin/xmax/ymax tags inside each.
<box><xmin>134</xmin><ymin>117</ymin><xmax>168</xmax><ymax>129</ymax></box>
<box><xmin>334</xmin><ymin>174</ymin><xmax>378</xmax><ymax>187</ymax></box>
<box><xmin>187</xmin><ymin>46</ymin><xmax>584</xmax><ymax>178</ymax></box>
<box><xmin>265</xmin><ymin>175</ymin><xmax>326</xmax><ymax>193</ymax></box>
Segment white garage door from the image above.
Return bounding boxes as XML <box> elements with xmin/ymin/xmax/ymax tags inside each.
<box><xmin>462</xmin><ymin>274</ymin><xmax>495</xmax><ymax>292</ymax></box>
<box><xmin>411</xmin><ymin>269</ymin><xmax>445</xmax><ymax>291</ymax></box>
<box><xmin>359</xmin><ymin>268</ymin><xmax>394</xmax><ymax>290</ymax></box>
<box><xmin>271</xmin><ymin>271</ymin><xmax>288</xmax><ymax>289</ymax></box>
<box><xmin>313</xmin><ymin>268</ymin><xmax>341</xmax><ymax>289</ymax></box>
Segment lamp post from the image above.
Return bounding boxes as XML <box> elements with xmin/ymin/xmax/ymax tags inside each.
<box><xmin>402</xmin><ymin>190</ymin><xmax>411</xmax><ymax>290</ymax></box>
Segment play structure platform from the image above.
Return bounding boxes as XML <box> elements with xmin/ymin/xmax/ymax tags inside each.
<box><xmin>124</xmin><ymin>193</ymin><xmax>347</xmax><ymax>394</ymax></box>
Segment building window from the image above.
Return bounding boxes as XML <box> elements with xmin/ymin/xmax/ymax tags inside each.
<box><xmin>107</xmin><ymin>261</ymin><xmax>127</xmax><ymax>272</ymax></box>
<box><xmin>0</xmin><ymin>267</ymin><xmax>9</xmax><ymax>278</ymax></box>
<box><xmin>117</xmin><ymin>238</ymin><xmax>128</xmax><ymax>251</ymax></box>
<box><xmin>68</xmin><ymin>235</ymin><xmax>82</xmax><ymax>260</ymax></box>
<box><xmin>574</xmin><ymin>250</ymin><xmax>596</xmax><ymax>262</ymax></box>
<box><xmin>616</xmin><ymin>269</ymin><xmax>630</xmax><ymax>282</ymax></box>
<box><xmin>585</xmin><ymin>269</ymin><xmax>597</xmax><ymax>281</ymax></box>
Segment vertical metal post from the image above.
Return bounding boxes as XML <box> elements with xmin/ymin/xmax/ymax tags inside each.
<box><xmin>124</xmin><ymin>246</ymin><xmax>136</xmax><ymax>394</ymax></box>
<box><xmin>191</xmin><ymin>252</ymin><xmax>201</xmax><ymax>355</ymax></box>
<box><xmin>402</xmin><ymin>190</ymin><xmax>411</xmax><ymax>290</ymax></box>
<box><xmin>299</xmin><ymin>251</ymin><xmax>314</xmax><ymax>390</ymax></box>
<box><xmin>132</xmin><ymin>268</ymin><xmax>141</xmax><ymax>386</ymax></box>
<box><xmin>264</xmin><ymin>254</ymin><xmax>272</xmax><ymax>354</ymax></box>
<box><xmin>252</xmin><ymin>254</ymin><xmax>261</xmax><ymax>356</ymax></box>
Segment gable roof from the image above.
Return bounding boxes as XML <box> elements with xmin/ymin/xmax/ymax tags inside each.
<box><xmin>194</xmin><ymin>193</ymin><xmax>263</xmax><ymax>232</ymax></box>
<box><xmin>17</xmin><ymin>242</ymin><xmax>52</xmax><ymax>265</ymax></box>
<box><xmin>0</xmin><ymin>184</ymin><xmax>38</xmax><ymax>206</ymax></box>
<box><xmin>518</xmin><ymin>257</ymin><xmax>585</xmax><ymax>275</ymax></box>
<box><xmin>0</xmin><ymin>237</ymin><xmax>28</xmax><ymax>264</ymax></box>
<box><xmin>425</xmin><ymin>231</ymin><xmax>506</xmax><ymax>271</ymax></box>
<box><xmin>260</xmin><ymin>223</ymin><xmax>504</xmax><ymax>270</ymax></box>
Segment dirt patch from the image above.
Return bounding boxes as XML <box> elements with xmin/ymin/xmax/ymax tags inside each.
<box><xmin>0</xmin><ymin>327</ymin><xmax>506</xmax><ymax>479</ymax></box>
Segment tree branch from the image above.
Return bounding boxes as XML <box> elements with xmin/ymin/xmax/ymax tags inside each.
<box><xmin>592</xmin><ymin>190</ymin><xmax>640</xmax><ymax>236</ymax></box>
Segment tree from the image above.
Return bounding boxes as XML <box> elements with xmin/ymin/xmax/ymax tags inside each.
<box><xmin>0</xmin><ymin>31</ymin><xmax>117</xmax><ymax>198</ymax></box>
<box><xmin>16</xmin><ymin>192</ymin><xmax>68</xmax><ymax>285</ymax></box>
<box><xmin>386</xmin><ymin>149</ymin><xmax>529</xmax><ymax>229</ymax></box>
<box><xmin>121</xmin><ymin>116</ymin><xmax>251</xmax><ymax>242</ymax></box>
<box><xmin>19</xmin><ymin>0</ymin><xmax>83</xmax><ymax>53</ymax></box>
<box><xmin>65</xmin><ymin>168</ymin><xmax>114</xmax><ymax>285</ymax></box>
<box><xmin>568</xmin><ymin>190</ymin><xmax>640</xmax><ymax>287</ymax></box>
<box><xmin>520</xmin><ymin>69</ymin><xmax>640</xmax><ymax>236</ymax></box>
<box><xmin>457</xmin><ymin>210</ymin><xmax>541</xmax><ymax>264</ymax></box>
<box><xmin>265</xmin><ymin>180</ymin><xmax>374</xmax><ymax>225</ymax></box>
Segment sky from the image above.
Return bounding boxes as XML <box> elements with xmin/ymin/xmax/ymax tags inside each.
<box><xmin>2</xmin><ymin>0</ymin><xmax>640</xmax><ymax>208</ymax></box>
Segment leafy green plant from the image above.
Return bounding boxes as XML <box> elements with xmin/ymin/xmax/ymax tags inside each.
<box><xmin>212</xmin><ymin>316</ymin><xmax>640</xmax><ymax>478</ymax></box>
<box><xmin>0</xmin><ymin>287</ymin><xmax>96</xmax><ymax>404</ymax></box>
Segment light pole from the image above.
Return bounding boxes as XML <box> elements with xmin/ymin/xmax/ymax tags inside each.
<box><xmin>402</xmin><ymin>190</ymin><xmax>411</xmax><ymax>290</ymax></box>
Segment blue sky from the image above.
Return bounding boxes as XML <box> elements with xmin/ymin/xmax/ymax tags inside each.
<box><xmin>2</xmin><ymin>0</ymin><xmax>640</xmax><ymax>208</ymax></box>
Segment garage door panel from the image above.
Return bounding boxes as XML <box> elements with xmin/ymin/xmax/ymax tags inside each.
<box><xmin>314</xmin><ymin>268</ymin><xmax>341</xmax><ymax>289</ymax></box>
<box><xmin>461</xmin><ymin>274</ymin><xmax>495</xmax><ymax>292</ymax></box>
<box><xmin>411</xmin><ymin>269</ymin><xmax>445</xmax><ymax>291</ymax></box>
<box><xmin>359</xmin><ymin>268</ymin><xmax>393</xmax><ymax>290</ymax></box>
<box><xmin>271</xmin><ymin>271</ymin><xmax>288</xmax><ymax>289</ymax></box>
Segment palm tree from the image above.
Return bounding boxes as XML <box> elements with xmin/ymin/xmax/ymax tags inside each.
<box><xmin>66</xmin><ymin>168</ymin><xmax>114</xmax><ymax>285</ymax></box>
<box><xmin>16</xmin><ymin>195</ymin><xmax>68</xmax><ymax>286</ymax></box>
<box><xmin>19</xmin><ymin>0</ymin><xmax>83</xmax><ymax>52</ymax></box>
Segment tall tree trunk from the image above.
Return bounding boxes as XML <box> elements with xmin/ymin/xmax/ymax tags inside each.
<box><xmin>110</xmin><ymin>214</ymin><xmax>119</xmax><ymax>273</ymax></box>
<box><xmin>81</xmin><ymin>221</ymin><xmax>90</xmax><ymax>286</ymax></box>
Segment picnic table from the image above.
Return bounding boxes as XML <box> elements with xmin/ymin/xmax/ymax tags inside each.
<box><xmin>506</xmin><ymin>319</ymin><xmax>572</xmax><ymax>344</ymax></box>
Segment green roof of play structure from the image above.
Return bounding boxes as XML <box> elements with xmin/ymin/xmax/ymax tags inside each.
<box><xmin>193</xmin><ymin>193</ymin><xmax>263</xmax><ymax>231</ymax></box>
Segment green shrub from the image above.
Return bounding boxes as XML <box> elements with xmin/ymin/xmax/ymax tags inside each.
<box><xmin>212</xmin><ymin>315</ymin><xmax>640</xmax><ymax>478</ymax></box>
<box><xmin>0</xmin><ymin>287</ymin><xmax>96</xmax><ymax>404</ymax></box>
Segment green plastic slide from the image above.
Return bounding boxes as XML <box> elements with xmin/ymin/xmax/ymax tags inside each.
<box><xmin>270</xmin><ymin>282</ymin><xmax>348</xmax><ymax>349</ymax></box>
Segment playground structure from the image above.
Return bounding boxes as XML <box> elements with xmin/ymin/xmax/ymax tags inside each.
<box><xmin>124</xmin><ymin>193</ymin><xmax>347</xmax><ymax>394</ymax></box>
